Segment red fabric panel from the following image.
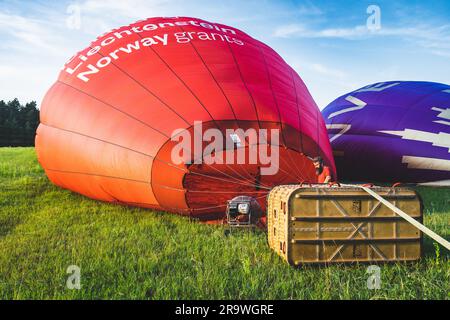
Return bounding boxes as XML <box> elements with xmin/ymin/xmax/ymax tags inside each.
<box><xmin>36</xmin><ymin>17</ymin><xmax>335</xmax><ymax>219</ymax></box>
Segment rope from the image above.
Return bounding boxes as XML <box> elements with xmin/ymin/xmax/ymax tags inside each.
<box><xmin>344</xmin><ymin>184</ymin><xmax>450</xmax><ymax>251</ymax></box>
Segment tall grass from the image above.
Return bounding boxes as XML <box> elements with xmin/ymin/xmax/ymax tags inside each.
<box><xmin>0</xmin><ymin>147</ymin><xmax>448</xmax><ymax>299</ymax></box>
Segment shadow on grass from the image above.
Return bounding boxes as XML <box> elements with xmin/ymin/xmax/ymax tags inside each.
<box><xmin>0</xmin><ymin>179</ymin><xmax>54</xmax><ymax>239</ymax></box>
<box><xmin>423</xmin><ymin>237</ymin><xmax>450</xmax><ymax>259</ymax></box>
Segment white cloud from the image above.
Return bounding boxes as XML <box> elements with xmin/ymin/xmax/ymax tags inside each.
<box><xmin>273</xmin><ymin>22</ymin><xmax>450</xmax><ymax>58</ymax></box>
<box><xmin>285</xmin><ymin>57</ymin><xmax>359</xmax><ymax>109</ymax></box>
<box><xmin>74</xmin><ymin>0</ymin><xmax>171</xmax><ymax>35</ymax></box>
<box><xmin>0</xmin><ymin>9</ymin><xmax>79</xmax><ymax>104</ymax></box>
<box><xmin>0</xmin><ymin>60</ymin><xmax>59</xmax><ymax>104</ymax></box>
<box><xmin>0</xmin><ymin>0</ymin><xmax>177</xmax><ymax>104</ymax></box>
<box><xmin>80</xmin><ymin>0</ymin><xmax>169</xmax><ymax>17</ymax></box>
<box><xmin>274</xmin><ymin>23</ymin><xmax>449</xmax><ymax>40</ymax></box>
<box><xmin>0</xmin><ymin>12</ymin><xmax>69</xmax><ymax>56</ymax></box>
<box><xmin>309</xmin><ymin>63</ymin><xmax>347</xmax><ymax>80</ymax></box>
<box><xmin>296</xmin><ymin>2</ymin><xmax>324</xmax><ymax>16</ymax></box>
<box><xmin>273</xmin><ymin>24</ymin><xmax>304</xmax><ymax>38</ymax></box>
<box><xmin>274</xmin><ymin>24</ymin><xmax>366</xmax><ymax>38</ymax></box>
<box><xmin>431</xmin><ymin>50</ymin><xmax>450</xmax><ymax>58</ymax></box>
<box><xmin>0</xmin><ymin>65</ymin><xmax>17</xmax><ymax>77</ymax></box>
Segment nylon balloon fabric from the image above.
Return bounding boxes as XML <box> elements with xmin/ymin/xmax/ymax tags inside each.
<box><xmin>36</xmin><ymin>17</ymin><xmax>335</xmax><ymax>219</ymax></box>
<box><xmin>323</xmin><ymin>81</ymin><xmax>450</xmax><ymax>183</ymax></box>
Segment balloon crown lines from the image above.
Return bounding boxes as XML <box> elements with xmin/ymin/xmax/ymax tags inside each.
<box><xmin>171</xmin><ymin>121</ymin><xmax>280</xmax><ymax>176</ymax></box>
<box><xmin>63</xmin><ymin>18</ymin><xmax>245</xmax><ymax>83</ymax></box>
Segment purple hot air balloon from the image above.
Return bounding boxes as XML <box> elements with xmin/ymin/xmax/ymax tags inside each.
<box><xmin>322</xmin><ymin>81</ymin><xmax>450</xmax><ymax>183</ymax></box>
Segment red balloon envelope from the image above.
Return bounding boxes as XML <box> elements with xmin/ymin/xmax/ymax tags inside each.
<box><xmin>36</xmin><ymin>17</ymin><xmax>335</xmax><ymax>219</ymax></box>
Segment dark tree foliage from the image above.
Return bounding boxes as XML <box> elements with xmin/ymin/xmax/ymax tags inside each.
<box><xmin>0</xmin><ymin>99</ymin><xmax>40</xmax><ymax>147</ymax></box>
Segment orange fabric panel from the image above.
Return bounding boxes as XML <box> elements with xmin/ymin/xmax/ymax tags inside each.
<box><xmin>36</xmin><ymin>124</ymin><xmax>158</xmax><ymax>206</ymax></box>
<box><xmin>41</xmin><ymin>83</ymin><xmax>167</xmax><ymax>156</ymax></box>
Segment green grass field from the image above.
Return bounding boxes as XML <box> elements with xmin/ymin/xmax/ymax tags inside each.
<box><xmin>0</xmin><ymin>147</ymin><xmax>448</xmax><ymax>299</ymax></box>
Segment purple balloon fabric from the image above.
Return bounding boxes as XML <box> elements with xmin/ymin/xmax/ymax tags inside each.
<box><xmin>322</xmin><ymin>81</ymin><xmax>450</xmax><ymax>183</ymax></box>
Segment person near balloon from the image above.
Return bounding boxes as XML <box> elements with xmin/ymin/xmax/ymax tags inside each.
<box><xmin>312</xmin><ymin>157</ymin><xmax>333</xmax><ymax>184</ymax></box>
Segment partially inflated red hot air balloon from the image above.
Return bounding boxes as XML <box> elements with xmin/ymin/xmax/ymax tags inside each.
<box><xmin>36</xmin><ymin>17</ymin><xmax>334</xmax><ymax>219</ymax></box>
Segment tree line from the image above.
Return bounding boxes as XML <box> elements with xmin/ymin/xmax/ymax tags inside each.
<box><xmin>0</xmin><ymin>99</ymin><xmax>40</xmax><ymax>147</ymax></box>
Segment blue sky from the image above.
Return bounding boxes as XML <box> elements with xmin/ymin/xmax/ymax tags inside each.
<box><xmin>0</xmin><ymin>0</ymin><xmax>449</xmax><ymax>109</ymax></box>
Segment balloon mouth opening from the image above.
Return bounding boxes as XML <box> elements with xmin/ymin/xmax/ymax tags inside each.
<box><xmin>182</xmin><ymin>147</ymin><xmax>317</xmax><ymax>218</ymax></box>
<box><xmin>151</xmin><ymin>120</ymin><xmax>327</xmax><ymax>220</ymax></box>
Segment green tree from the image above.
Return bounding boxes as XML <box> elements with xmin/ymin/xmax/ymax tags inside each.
<box><xmin>0</xmin><ymin>99</ymin><xmax>40</xmax><ymax>147</ymax></box>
